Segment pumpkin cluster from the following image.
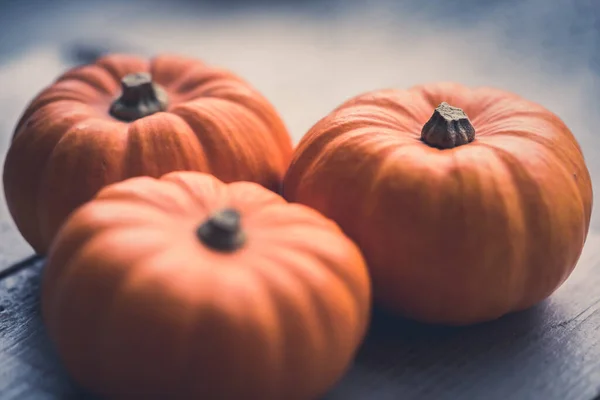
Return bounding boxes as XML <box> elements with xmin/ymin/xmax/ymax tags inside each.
<box><xmin>2</xmin><ymin>53</ymin><xmax>593</xmax><ymax>399</ymax></box>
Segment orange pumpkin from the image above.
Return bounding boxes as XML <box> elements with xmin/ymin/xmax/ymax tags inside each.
<box><xmin>3</xmin><ymin>53</ymin><xmax>292</xmax><ymax>255</ymax></box>
<box><xmin>283</xmin><ymin>82</ymin><xmax>593</xmax><ymax>325</ymax></box>
<box><xmin>41</xmin><ymin>171</ymin><xmax>371</xmax><ymax>400</ymax></box>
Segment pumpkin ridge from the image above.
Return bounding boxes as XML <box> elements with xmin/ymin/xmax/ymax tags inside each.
<box><xmin>169</xmin><ymin>67</ymin><xmax>247</xmax><ymax>96</ymax></box>
<box><xmin>490</xmin><ymin>136</ymin><xmax>589</xmax><ymax>229</ymax></box>
<box><xmin>412</xmin><ymin>85</ymin><xmax>446</xmax><ymax>111</ymax></box>
<box><xmin>189</xmin><ymin>270</ymin><xmax>285</xmax><ymax>399</ymax></box>
<box><xmin>34</xmin><ymin>117</ymin><xmax>128</xmax><ymax>248</ymax></box>
<box><xmin>160</xmin><ymin>172</ymin><xmax>226</xmax><ymax>213</ymax></box>
<box><xmin>95</xmin><ymin>54</ymin><xmax>150</xmax><ymax>85</ymax></box>
<box><xmin>185</xmin><ymin>78</ymin><xmax>252</xmax><ymax>100</ymax></box>
<box><xmin>311</xmin><ymin>128</ymin><xmax>408</xmax><ymax>188</ymax></box>
<box><xmin>287</xmin><ymin>124</ymin><xmax>410</xmax><ymax>191</ymax></box>
<box><xmin>172</xmin><ymin>99</ymin><xmax>282</xmax><ymax>188</ymax></box>
<box><xmin>223</xmin><ymin>97</ymin><xmax>292</xmax><ymax>177</ymax></box>
<box><xmin>288</xmin><ymin>240</ymin><xmax>370</xmax><ymax>345</ymax></box>
<box><xmin>40</xmin><ymin>204</ymin><xmax>124</xmax><ymax>337</ymax></box>
<box><xmin>97</xmin><ymin>176</ymin><xmax>201</xmax><ymax>218</ymax></box>
<box><xmin>4</xmin><ymin>102</ymin><xmax>94</xmax><ymax>252</ymax></box>
<box><xmin>242</xmin><ymin>252</ymin><xmax>329</xmax><ymax>397</ymax></box>
<box><xmin>42</xmin><ymin>205</ymin><xmax>105</xmax><ymax>296</ymax></box>
<box><xmin>148</xmin><ymin>54</ymin><xmax>200</xmax><ymax>88</ymax></box>
<box><xmin>482</xmin><ymin>134</ymin><xmax>589</xmax><ymax>212</ymax></box>
<box><xmin>466</xmin><ymin>100</ymin><xmax>512</xmax><ymax>127</ymax></box>
<box><xmin>335</xmin><ymin>105</ymin><xmax>409</xmax><ymax>131</ymax></box>
<box><xmin>446</xmin><ymin>149</ymin><xmax>520</xmax><ymax>320</ymax></box>
<box><xmin>241</xmin><ymin>202</ymin><xmax>335</xmax><ymax>232</ymax></box>
<box><xmin>340</xmin><ymin>92</ymin><xmax>424</xmax><ymax>124</ymax></box>
<box><xmin>288</xmin><ymin>118</ymin><xmax>330</xmax><ymax>157</ymax></box>
<box><xmin>67</xmin><ymin>233</ymin><xmax>180</xmax><ymax>390</ymax></box>
<box><xmin>227</xmin><ymin>181</ymin><xmax>284</xmax><ymax>205</ymax></box>
<box><xmin>225</xmin><ymin>187</ymin><xmax>285</xmax><ymax>219</ymax></box>
<box><xmin>14</xmin><ymin>90</ymin><xmax>101</xmax><ymax>138</ymax></box>
<box><xmin>486</xmin><ymin>145</ymin><xmax>550</xmax><ymax>309</ymax></box>
<box><xmin>150</xmin><ymin>112</ymin><xmax>210</xmax><ymax>173</ymax></box>
<box><xmin>122</xmin><ymin>113</ymin><xmax>207</xmax><ymax>178</ymax></box>
<box><xmin>77</xmin><ymin>199</ymin><xmax>174</xmax><ymax>231</ymax></box>
<box><xmin>534</xmin><ymin>111</ymin><xmax>583</xmax><ymax>148</ymax></box>
<box><xmin>44</xmin><ymin>225</ymin><xmax>146</xmax><ymax>340</ymax></box>
<box><xmin>465</xmin><ymin>89</ymin><xmax>507</xmax><ymax>123</ymax></box>
<box><xmin>260</xmin><ymin>227</ymin><xmax>370</xmax><ymax>313</ymax></box>
<box><xmin>57</xmin><ymin>77</ymin><xmax>113</xmax><ymax>100</ymax></box>
<box><xmin>170</xmin><ymin>100</ymin><xmax>230</xmax><ymax>177</ymax></box>
<box><xmin>363</xmin><ymin>142</ymin><xmax>437</xmax><ymax>217</ymax></box>
<box><xmin>56</xmin><ymin>65</ymin><xmax>118</xmax><ymax>96</ymax></box>
<box><xmin>12</xmin><ymin>100</ymin><xmax>94</xmax><ymax>146</ymax></box>
<box><xmin>25</xmin><ymin>115</ymin><xmax>101</xmax><ymax>248</ymax></box>
<box><xmin>486</xmin><ymin>128</ymin><xmax>579</xmax><ymax>168</ymax></box>
<box><xmin>249</xmin><ymin>242</ymin><xmax>366</xmax><ymax>395</ymax></box>
<box><xmin>185</xmin><ymin>91</ymin><xmax>291</xmax><ymax>172</ymax></box>
<box><xmin>482</xmin><ymin>143</ymin><xmax>580</xmax><ymax>309</ymax></box>
<box><xmin>94</xmin><ymin>58</ymin><xmax>125</xmax><ymax>83</ymax></box>
<box><xmin>352</xmin><ymin>141</ymin><xmax>420</xmax><ymax>220</ymax></box>
<box><xmin>194</xmin><ymin>84</ymin><xmax>289</xmax><ymax>141</ymax></box>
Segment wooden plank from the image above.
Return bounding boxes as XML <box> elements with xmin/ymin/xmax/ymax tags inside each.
<box><xmin>0</xmin><ymin>258</ymin><xmax>88</xmax><ymax>399</ymax></box>
<box><xmin>1</xmin><ymin>234</ymin><xmax>599</xmax><ymax>400</ymax></box>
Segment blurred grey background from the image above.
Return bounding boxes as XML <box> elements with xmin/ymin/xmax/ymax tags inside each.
<box><xmin>1</xmin><ymin>0</ymin><xmax>599</xmax><ymax>253</ymax></box>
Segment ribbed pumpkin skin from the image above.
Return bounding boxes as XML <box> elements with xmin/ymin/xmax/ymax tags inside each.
<box><xmin>3</xmin><ymin>53</ymin><xmax>292</xmax><ymax>254</ymax></box>
<box><xmin>41</xmin><ymin>171</ymin><xmax>371</xmax><ymax>400</ymax></box>
<box><xmin>283</xmin><ymin>82</ymin><xmax>593</xmax><ymax>326</ymax></box>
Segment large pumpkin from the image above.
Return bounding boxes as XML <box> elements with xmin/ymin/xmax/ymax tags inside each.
<box><xmin>41</xmin><ymin>171</ymin><xmax>371</xmax><ymax>400</ymax></box>
<box><xmin>283</xmin><ymin>82</ymin><xmax>593</xmax><ymax>325</ymax></box>
<box><xmin>3</xmin><ymin>53</ymin><xmax>292</xmax><ymax>254</ymax></box>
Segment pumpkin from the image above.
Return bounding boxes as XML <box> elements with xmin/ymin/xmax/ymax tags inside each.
<box><xmin>3</xmin><ymin>53</ymin><xmax>293</xmax><ymax>255</ymax></box>
<box><xmin>41</xmin><ymin>171</ymin><xmax>371</xmax><ymax>400</ymax></box>
<box><xmin>283</xmin><ymin>82</ymin><xmax>593</xmax><ymax>325</ymax></box>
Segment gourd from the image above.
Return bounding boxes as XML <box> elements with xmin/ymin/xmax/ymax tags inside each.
<box><xmin>3</xmin><ymin>53</ymin><xmax>292</xmax><ymax>254</ymax></box>
<box><xmin>41</xmin><ymin>171</ymin><xmax>371</xmax><ymax>400</ymax></box>
<box><xmin>283</xmin><ymin>82</ymin><xmax>593</xmax><ymax>325</ymax></box>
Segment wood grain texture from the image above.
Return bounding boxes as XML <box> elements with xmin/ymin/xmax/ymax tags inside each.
<box><xmin>1</xmin><ymin>234</ymin><xmax>599</xmax><ymax>400</ymax></box>
<box><xmin>0</xmin><ymin>258</ymin><xmax>89</xmax><ymax>400</ymax></box>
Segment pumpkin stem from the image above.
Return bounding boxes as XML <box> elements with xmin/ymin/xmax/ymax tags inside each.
<box><xmin>196</xmin><ymin>208</ymin><xmax>246</xmax><ymax>252</ymax></box>
<box><xmin>109</xmin><ymin>72</ymin><xmax>169</xmax><ymax>122</ymax></box>
<box><xmin>421</xmin><ymin>102</ymin><xmax>475</xmax><ymax>149</ymax></box>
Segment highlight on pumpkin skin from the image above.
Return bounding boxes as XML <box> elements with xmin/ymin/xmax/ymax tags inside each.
<box><xmin>41</xmin><ymin>171</ymin><xmax>372</xmax><ymax>400</ymax></box>
<box><xmin>2</xmin><ymin>53</ymin><xmax>293</xmax><ymax>256</ymax></box>
<box><xmin>283</xmin><ymin>81</ymin><xmax>593</xmax><ymax>326</ymax></box>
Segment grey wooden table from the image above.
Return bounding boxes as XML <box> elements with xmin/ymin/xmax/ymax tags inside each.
<box><xmin>2</xmin><ymin>0</ymin><xmax>600</xmax><ymax>399</ymax></box>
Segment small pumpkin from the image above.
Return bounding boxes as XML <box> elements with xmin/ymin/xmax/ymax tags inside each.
<box><xmin>283</xmin><ymin>82</ymin><xmax>593</xmax><ymax>325</ymax></box>
<box><xmin>3</xmin><ymin>53</ymin><xmax>292</xmax><ymax>255</ymax></box>
<box><xmin>41</xmin><ymin>171</ymin><xmax>371</xmax><ymax>400</ymax></box>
